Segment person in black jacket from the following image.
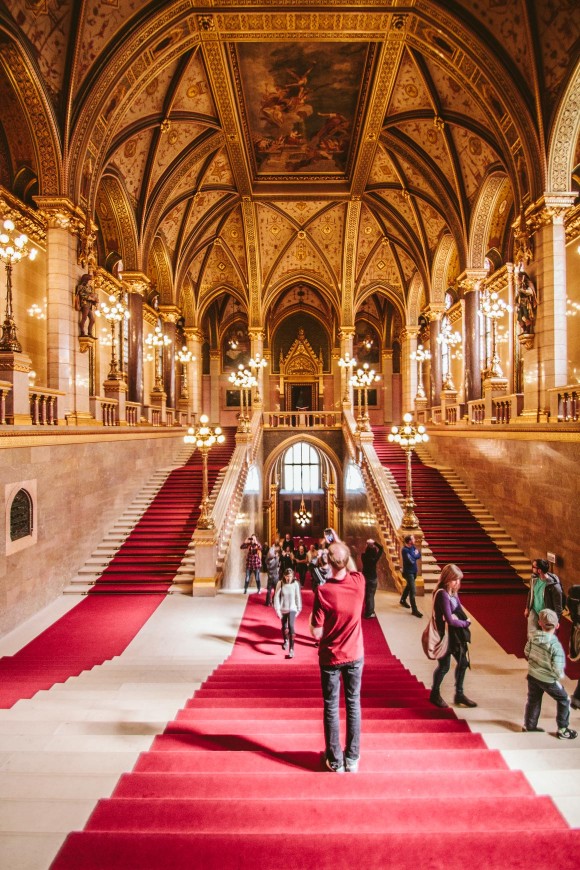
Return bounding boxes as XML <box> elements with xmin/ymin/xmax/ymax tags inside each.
<box><xmin>400</xmin><ymin>534</ymin><xmax>422</xmax><ymax>618</ymax></box>
<box><xmin>567</xmin><ymin>584</ymin><xmax>580</xmax><ymax>710</ymax></box>
<box><xmin>361</xmin><ymin>539</ymin><xmax>384</xmax><ymax>618</ymax></box>
<box><xmin>524</xmin><ymin>558</ymin><xmax>563</xmax><ymax>637</ymax></box>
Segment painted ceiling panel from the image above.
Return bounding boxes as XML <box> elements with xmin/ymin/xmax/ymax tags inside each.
<box><xmin>75</xmin><ymin>0</ymin><xmax>144</xmax><ymax>91</ymax></box>
<box><xmin>271</xmin><ymin>201</ymin><xmax>327</xmax><ymax>226</ymax></box>
<box><xmin>257</xmin><ymin>205</ymin><xmax>297</xmax><ymax>283</ymax></box>
<box><xmin>171</xmin><ymin>50</ymin><xmax>217</xmax><ymax>117</ymax></box>
<box><xmin>356</xmin><ymin>205</ymin><xmax>384</xmax><ymax>281</ymax></box>
<box><xmin>450</xmin><ymin>126</ymin><xmax>501</xmax><ymax>202</ymax></box>
<box><xmin>118</xmin><ymin>58</ymin><xmax>182</xmax><ymax>128</ymax></box>
<box><xmin>398</xmin><ymin>247</ymin><xmax>418</xmax><ymax>285</ymax></box>
<box><xmin>420</xmin><ymin>202</ymin><xmax>447</xmax><ymax>253</ymax></box>
<box><xmin>7</xmin><ymin>0</ymin><xmax>72</xmax><ymax>102</ymax></box>
<box><xmin>368</xmin><ymin>148</ymin><xmax>399</xmax><ymax>186</ymax></box>
<box><xmin>420</xmin><ymin>55</ymin><xmax>491</xmax><ymax>131</ymax></box>
<box><xmin>234</xmin><ymin>41</ymin><xmax>371</xmax><ymax>179</ymax></box>
<box><xmin>307</xmin><ymin>206</ymin><xmax>346</xmax><ymax>284</ymax></box>
<box><xmin>200</xmin><ymin>242</ymin><xmax>245</xmax><ymax>295</ymax></box>
<box><xmin>387</xmin><ymin>48</ymin><xmax>434</xmax><ymax>116</ymax></box>
<box><xmin>109</xmin><ymin>129</ymin><xmax>154</xmax><ymax>208</ymax></box>
<box><xmin>149</xmin><ymin>121</ymin><xmax>208</xmax><ymax>191</ymax></box>
<box><xmin>169</xmin><ymin>153</ymin><xmax>208</xmax><ymax>203</ymax></box>
<box><xmin>220</xmin><ymin>207</ymin><xmax>248</xmax><ymax>279</ymax></box>
<box><xmin>487</xmin><ymin>180</ymin><xmax>513</xmax><ymax>250</ymax></box>
<box><xmin>395</xmin><ymin>120</ymin><xmax>455</xmax><ymax>192</ymax></box>
<box><xmin>393</xmin><ymin>155</ymin><xmax>439</xmax><ymax>202</ymax></box>
<box><xmin>200</xmin><ymin>150</ymin><xmax>234</xmax><ymax>188</ymax></box>
<box><xmin>157</xmin><ymin>201</ymin><xmax>186</xmax><ymax>259</ymax></box>
<box><xmin>451</xmin><ymin>0</ymin><xmax>532</xmax><ymax>86</ymax></box>
<box><xmin>267</xmin><ymin>235</ymin><xmax>335</xmax><ymax>290</ymax></box>
<box><xmin>183</xmin><ymin>190</ymin><xmax>229</xmax><ymax>248</ymax></box>
<box><xmin>536</xmin><ymin>0</ymin><xmax>580</xmax><ymax>109</ymax></box>
<box><xmin>358</xmin><ymin>243</ymin><xmax>402</xmax><ymax>289</ymax></box>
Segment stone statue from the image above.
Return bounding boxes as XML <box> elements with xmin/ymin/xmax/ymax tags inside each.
<box><xmin>75</xmin><ymin>273</ymin><xmax>98</xmax><ymax>337</ymax></box>
<box><xmin>515</xmin><ymin>261</ymin><xmax>538</xmax><ymax>334</ymax></box>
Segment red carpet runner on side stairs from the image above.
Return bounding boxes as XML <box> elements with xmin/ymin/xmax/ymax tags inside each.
<box><xmin>52</xmin><ymin>593</ymin><xmax>580</xmax><ymax>870</ymax></box>
<box><xmin>372</xmin><ymin>426</ymin><xmax>579</xmax><ymax>677</ymax></box>
<box><xmin>0</xmin><ymin>430</ymin><xmax>235</xmax><ymax>708</ymax></box>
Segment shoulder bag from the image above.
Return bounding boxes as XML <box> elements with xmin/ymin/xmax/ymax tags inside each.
<box><xmin>421</xmin><ymin>589</ymin><xmax>449</xmax><ymax>660</ymax></box>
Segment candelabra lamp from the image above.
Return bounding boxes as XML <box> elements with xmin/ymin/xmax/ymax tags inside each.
<box><xmin>480</xmin><ymin>288</ymin><xmax>509</xmax><ymax>379</ymax></box>
<box><xmin>294</xmin><ymin>493</ymin><xmax>312</xmax><ymax>528</ymax></box>
<box><xmin>410</xmin><ymin>344</ymin><xmax>431</xmax><ymax>400</ymax></box>
<box><xmin>177</xmin><ymin>344</ymin><xmax>193</xmax><ymax>399</ymax></box>
<box><xmin>99</xmin><ymin>293</ymin><xmax>129</xmax><ymax>380</ymax></box>
<box><xmin>388</xmin><ymin>412</ymin><xmax>429</xmax><ymax>529</ymax></box>
<box><xmin>338</xmin><ymin>352</ymin><xmax>357</xmax><ymax>405</ymax></box>
<box><xmin>436</xmin><ymin>321</ymin><xmax>461</xmax><ymax>390</ymax></box>
<box><xmin>145</xmin><ymin>324</ymin><xmax>171</xmax><ymax>392</ymax></box>
<box><xmin>248</xmin><ymin>352</ymin><xmax>267</xmax><ymax>405</ymax></box>
<box><xmin>184</xmin><ymin>414</ymin><xmax>225</xmax><ymax>529</ymax></box>
<box><xmin>228</xmin><ymin>364</ymin><xmax>256</xmax><ymax>432</ymax></box>
<box><xmin>0</xmin><ymin>218</ymin><xmax>38</xmax><ymax>352</ymax></box>
<box><xmin>350</xmin><ymin>363</ymin><xmax>380</xmax><ymax>430</ymax></box>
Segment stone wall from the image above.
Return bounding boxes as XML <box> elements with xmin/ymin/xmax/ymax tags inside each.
<box><xmin>427</xmin><ymin>430</ymin><xmax>580</xmax><ymax>590</ymax></box>
<box><xmin>0</xmin><ymin>432</ymin><xmax>184</xmax><ymax>636</ymax></box>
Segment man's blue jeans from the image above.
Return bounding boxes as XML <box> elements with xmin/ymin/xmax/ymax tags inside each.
<box><xmin>320</xmin><ymin>657</ymin><xmax>364</xmax><ymax>769</ymax></box>
<box><xmin>244</xmin><ymin>568</ymin><xmax>260</xmax><ymax>593</ymax></box>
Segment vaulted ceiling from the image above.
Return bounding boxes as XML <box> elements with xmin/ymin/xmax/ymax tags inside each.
<box><xmin>0</xmin><ymin>1</ymin><xmax>578</xmax><ymax>331</ymax></box>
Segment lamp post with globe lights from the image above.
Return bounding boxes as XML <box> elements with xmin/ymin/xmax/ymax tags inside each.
<box><xmin>436</xmin><ymin>321</ymin><xmax>461</xmax><ymax>390</ymax></box>
<box><xmin>228</xmin><ymin>364</ymin><xmax>256</xmax><ymax>431</ymax></box>
<box><xmin>99</xmin><ymin>292</ymin><xmax>129</xmax><ymax>380</ymax></box>
<box><xmin>184</xmin><ymin>414</ymin><xmax>225</xmax><ymax>529</ymax></box>
<box><xmin>410</xmin><ymin>343</ymin><xmax>431</xmax><ymax>400</ymax></box>
<box><xmin>480</xmin><ymin>288</ymin><xmax>509</xmax><ymax>379</ymax></box>
<box><xmin>388</xmin><ymin>412</ymin><xmax>429</xmax><ymax>529</ymax></box>
<box><xmin>0</xmin><ymin>218</ymin><xmax>38</xmax><ymax>352</ymax></box>
<box><xmin>176</xmin><ymin>344</ymin><xmax>193</xmax><ymax>400</ymax></box>
<box><xmin>248</xmin><ymin>352</ymin><xmax>267</xmax><ymax>406</ymax></box>
<box><xmin>145</xmin><ymin>324</ymin><xmax>171</xmax><ymax>392</ymax></box>
<box><xmin>350</xmin><ymin>363</ymin><xmax>380</xmax><ymax>431</ymax></box>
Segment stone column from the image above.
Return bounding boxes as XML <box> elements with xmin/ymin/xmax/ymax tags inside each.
<box><xmin>338</xmin><ymin>328</ymin><xmax>355</xmax><ymax>409</ymax></box>
<box><xmin>506</xmin><ymin>263</ymin><xmax>516</xmax><ymax>395</ymax></box>
<box><xmin>186</xmin><ymin>328</ymin><xmax>203</xmax><ymax>421</ymax></box>
<box><xmin>400</xmin><ymin>327</ymin><xmax>418</xmax><ymax>414</ymax></box>
<box><xmin>426</xmin><ymin>308</ymin><xmax>443</xmax><ymax>407</ymax></box>
<box><xmin>159</xmin><ymin>306</ymin><xmax>180</xmax><ymax>409</ymax></box>
<box><xmin>123</xmin><ymin>272</ymin><xmax>149</xmax><ymax>407</ymax></box>
<box><xmin>249</xmin><ymin>328</ymin><xmax>265</xmax><ymax>410</ymax></box>
<box><xmin>209</xmin><ymin>349</ymin><xmax>220</xmax><ymax>421</ymax></box>
<box><xmin>461</xmin><ymin>275</ymin><xmax>485</xmax><ymax>403</ymax></box>
<box><xmin>35</xmin><ymin>198</ymin><xmax>84</xmax><ymax>422</ymax></box>
<box><xmin>382</xmin><ymin>349</ymin><xmax>393</xmax><ymax>423</ymax></box>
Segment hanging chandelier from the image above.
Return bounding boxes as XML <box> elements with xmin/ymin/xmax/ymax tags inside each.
<box><xmin>294</xmin><ymin>494</ymin><xmax>312</xmax><ymax>527</ymax></box>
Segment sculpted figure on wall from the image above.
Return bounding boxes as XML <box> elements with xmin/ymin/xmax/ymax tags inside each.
<box><xmin>75</xmin><ymin>273</ymin><xmax>98</xmax><ymax>337</ymax></box>
<box><xmin>515</xmin><ymin>261</ymin><xmax>538</xmax><ymax>335</ymax></box>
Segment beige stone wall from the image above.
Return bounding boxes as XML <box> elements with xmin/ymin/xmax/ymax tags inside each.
<box><xmin>0</xmin><ymin>432</ymin><xmax>184</xmax><ymax>636</ymax></box>
<box><xmin>427</xmin><ymin>430</ymin><xmax>580</xmax><ymax>590</ymax></box>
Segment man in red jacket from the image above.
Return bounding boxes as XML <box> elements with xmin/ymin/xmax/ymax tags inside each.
<box><xmin>310</xmin><ymin>538</ymin><xmax>365</xmax><ymax>773</ymax></box>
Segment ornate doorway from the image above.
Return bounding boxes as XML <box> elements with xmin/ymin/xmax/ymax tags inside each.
<box><xmin>278</xmin><ymin>328</ymin><xmax>324</xmax><ymax>412</ymax></box>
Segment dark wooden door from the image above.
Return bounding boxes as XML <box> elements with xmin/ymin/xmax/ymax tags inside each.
<box><xmin>279</xmin><ymin>494</ymin><xmax>325</xmax><ymax>538</ymax></box>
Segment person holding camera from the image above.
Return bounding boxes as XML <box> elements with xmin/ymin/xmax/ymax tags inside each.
<box><xmin>361</xmin><ymin>538</ymin><xmax>384</xmax><ymax>619</ymax></box>
<box><xmin>240</xmin><ymin>534</ymin><xmax>262</xmax><ymax>594</ymax></box>
<box><xmin>309</xmin><ymin>539</ymin><xmax>365</xmax><ymax>773</ymax></box>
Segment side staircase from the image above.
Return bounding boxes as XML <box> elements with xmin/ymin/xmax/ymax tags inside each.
<box><xmin>372</xmin><ymin>426</ymin><xmax>529</xmax><ymax>594</ymax></box>
<box><xmin>64</xmin><ymin>430</ymin><xmax>236</xmax><ymax>595</ymax></box>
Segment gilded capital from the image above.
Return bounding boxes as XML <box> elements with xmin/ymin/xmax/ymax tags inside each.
<box><xmin>34</xmin><ymin>196</ymin><xmax>83</xmax><ymax>232</ymax></box>
<box><xmin>122</xmin><ymin>271</ymin><xmax>150</xmax><ymax>297</ymax></box>
<box><xmin>158</xmin><ymin>305</ymin><xmax>181</xmax><ymax>324</ymax></box>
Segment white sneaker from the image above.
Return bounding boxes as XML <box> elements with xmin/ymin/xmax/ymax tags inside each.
<box><xmin>325</xmin><ymin>757</ymin><xmax>345</xmax><ymax>773</ymax></box>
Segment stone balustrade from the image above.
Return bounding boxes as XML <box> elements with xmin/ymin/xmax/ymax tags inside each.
<box><xmin>264</xmin><ymin>411</ymin><xmax>338</xmax><ymax>428</ymax></box>
<box><xmin>548</xmin><ymin>384</ymin><xmax>579</xmax><ymax>422</ymax></box>
<box><xmin>29</xmin><ymin>387</ymin><xmax>65</xmax><ymax>425</ymax></box>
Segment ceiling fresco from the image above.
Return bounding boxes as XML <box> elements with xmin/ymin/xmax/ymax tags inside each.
<box><xmin>234</xmin><ymin>41</ymin><xmax>372</xmax><ymax>178</ymax></box>
<box><xmin>0</xmin><ymin>1</ymin><xmax>578</xmax><ymax>337</ymax></box>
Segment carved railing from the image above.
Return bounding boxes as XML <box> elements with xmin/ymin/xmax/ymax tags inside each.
<box><xmin>165</xmin><ymin>408</ymin><xmax>175</xmax><ymax>427</ymax></box>
<box><xmin>431</xmin><ymin>406</ymin><xmax>442</xmax><ymax>424</ymax></box>
<box><xmin>29</xmin><ymin>387</ymin><xmax>65</xmax><ymax>425</ymax></box>
<box><xmin>264</xmin><ymin>411</ymin><xmax>338</xmax><ymax>428</ymax></box>
<box><xmin>0</xmin><ymin>380</ymin><xmax>12</xmax><ymax>424</ymax></box>
<box><xmin>125</xmin><ymin>402</ymin><xmax>140</xmax><ymax>426</ymax></box>
<box><xmin>467</xmin><ymin>400</ymin><xmax>485</xmax><ymax>424</ymax></box>
<box><xmin>548</xmin><ymin>385</ymin><xmax>579</xmax><ymax>422</ymax></box>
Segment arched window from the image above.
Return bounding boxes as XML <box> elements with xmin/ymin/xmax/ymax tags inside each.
<box><xmin>10</xmin><ymin>489</ymin><xmax>33</xmax><ymax>542</ymax></box>
<box><xmin>282</xmin><ymin>442</ymin><xmax>322</xmax><ymax>493</ymax></box>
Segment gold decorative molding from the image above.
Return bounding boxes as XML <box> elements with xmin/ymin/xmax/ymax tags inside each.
<box><xmin>0</xmin><ymin>187</ymin><xmax>46</xmax><ymax>247</ymax></box>
<box><xmin>78</xmin><ymin>336</ymin><xmax>97</xmax><ymax>355</ymax></box>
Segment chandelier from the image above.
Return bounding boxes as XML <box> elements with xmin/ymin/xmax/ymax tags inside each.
<box><xmin>294</xmin><ymin>494</ymin><xmax>312</xmax><ymax>527</ymax></box>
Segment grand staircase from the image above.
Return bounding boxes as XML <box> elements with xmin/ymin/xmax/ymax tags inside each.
<box><xmin>49</xmin><ymin>593</ymin><xmax>580</xmax><ymax>870</ymax></box>
<box><xmin>373</xmin><ymin>427</ymin><xmax>527</xmax><ymax>595</ymax></box>
<box><xmin>66</xmin><ymin>429</ymin><xmax>236</xmax><ymax>595</ymax></box>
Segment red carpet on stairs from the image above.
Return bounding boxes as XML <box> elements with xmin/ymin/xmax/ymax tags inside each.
<box><xmin>51</xmin><ymin>594</ymin><xmax>580</xmax><ymax>870</ymax></box>
<box><xmin>372</xmin><ymin>426</ymin><xmax>580</xmax><ymax>677</ymax></box>
<box><xmin>90</xmin><ymin>428</ymin><xmax>236</xmax><ymax>594</ymax></box>
<box><xmin>0</xmin><ymin>432</ymin><xmax>237</xmax><ymax>708</ymax></box>
<box><xmin>0</xmin><ymin>595</ymin><xmax>163</xmax><ymax>709</ymax></box>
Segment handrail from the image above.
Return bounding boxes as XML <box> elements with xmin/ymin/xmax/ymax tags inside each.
<box><xmin>29</xmin><ymin>386</ymin><xmax>65</xmax><ymax>425</ymax></box>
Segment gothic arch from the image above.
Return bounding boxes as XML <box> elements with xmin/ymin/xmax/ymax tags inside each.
<box><xmin>96</xmin><ymin>174</ymin><xmax>139</xmax><ymax>270</ymax></box>
<box><xmin>407</xmin><ymin>273</ymin><xmax>425</xmax><ymax>327</ymax></box>
<box><xmin>263</xmin><ymin>434</ymin><xmax>342</xmax><ymax>502</ymax></box>
<box><xmin>148</xmin><ymin>236</ymin><xmax>174</xmax><ymax>305</ymax></box>
<box><xmin>468</xmin><ymin>173</ymin><xmax>509</xmax><ymax>269</ymax></box>
<box><xmin>547</xmin><ymin>64</ymin><xmax>580</xmax><ymax>193</ymax></box>
<box><xmin>431</xmin><ymin>235</ymin><xmax>456</xmax><ymax>308</ymax></box>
